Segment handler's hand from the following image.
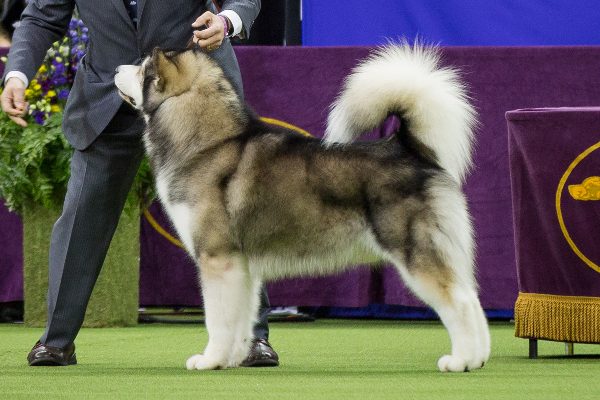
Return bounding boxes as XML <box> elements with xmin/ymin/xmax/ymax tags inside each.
<box><xmin>191</xmin><ymin>11</ymin><xmax>226</xmax><ymax>51</ymax></box>
<box><xmin>1</xmin><ymin>77</ymin><xmax>28</xmax><ymax>127</ymax></box>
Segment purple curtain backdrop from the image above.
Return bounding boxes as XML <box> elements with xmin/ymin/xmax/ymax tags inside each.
<box><xmin>507</xmin><ymin>108</ymin><xmax>600</xmax><ymax>297</ymax></box>
<box><xmin>0</xmin><ymin>47</ymin><xmax>23</xmax><ymax>303</ymax></box>
<box><xmin>139</xmin><ymin>46</ymin><xmax>600</xmax><ymax>309</ymax></box>
<box><xmin>0</xmin><ymin>202</ymin><xmax>23</xmax><ymax>302</ymax></box>
<box><xmin>4</xmin><ymin>46</ymin><xmax>600</xmax><ymax>310</ymax></box>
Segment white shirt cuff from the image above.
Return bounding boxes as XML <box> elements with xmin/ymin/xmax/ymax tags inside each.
<box><xmin>5</xmin><ymin>71</ymin><xmax>29</xmax><ymax>87</ymax></box>
<box><xmin>219</xmin><ymin>10</ymin><xmax>243</xmax><ymax>37</ymax></box>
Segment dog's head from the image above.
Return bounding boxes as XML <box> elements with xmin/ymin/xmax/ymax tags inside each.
<box><xmin>114</xmin><ymin>47</ymin><xmax>228</xmax><ymax>115</ymax></box>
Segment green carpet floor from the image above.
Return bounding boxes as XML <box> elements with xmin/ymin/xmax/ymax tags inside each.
<box><xmin>1</xmin><ymin>320</ymin><xmax>599</xmax><ymax>399</ymax></box>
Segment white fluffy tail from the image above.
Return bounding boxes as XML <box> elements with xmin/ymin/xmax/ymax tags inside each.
<box><xmin>324</xmin><ymin>42</ymin><xmax>476</xmax><ymax>184</ymax></box>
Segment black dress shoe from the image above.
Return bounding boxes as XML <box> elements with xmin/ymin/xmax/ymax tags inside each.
<box><xmin>27</xmin><ymin>341</ymin><xmax>77</xmax><ymax>366</ymax></box>
<box><xmin>241</xmin><ymin>338</ymin><xmax>279</xmax><ymax>367</ymax></box>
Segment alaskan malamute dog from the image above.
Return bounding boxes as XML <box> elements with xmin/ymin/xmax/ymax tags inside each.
<box><xmin>115</xmin><ymin>43</ymin><xmax>490</xmax><ymax>372</ymax></box>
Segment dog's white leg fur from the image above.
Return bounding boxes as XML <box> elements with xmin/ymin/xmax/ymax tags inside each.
<box><xmin>473</xmin><ymin>299</ymin><xmax>491</xmax><ymax>363</ymax></box>
<box><xmin>434</xmin><ymin>289</ymin><xmax>486</xmax><ymax>372</ymax></box>
<box><xmin>227</xmin><ymin>276</ymin><xmax>262</xmax><ymax>367</ymax></box>
<box><xmin>382</xmin><ymin>184</ymin><xmax>489</xmax><ymax>372</ymax></box>
<box><xmin>429</xmin><ymin>184</ymin><xmax>489</xmax><ymax>371</ymax></box>
<box><xmin>391</xmin><ymin>262</ymin><xmax>486</xmax><ymax>372</ymax></box>
<box><xmin>186</xmin><ymin>253</ymin><xmax>252</xmax><ymax>370</ymax></box>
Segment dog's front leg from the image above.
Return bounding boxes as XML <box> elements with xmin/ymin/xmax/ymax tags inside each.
<box><xmin>228</xmin><ymin>275</ymin><xmax>262</xmax><ymax>367</ymax></box>
<box><xmin>186</xmin><ymin>253</ymin><xmax>251</xmax><ymax>370</ymax></box>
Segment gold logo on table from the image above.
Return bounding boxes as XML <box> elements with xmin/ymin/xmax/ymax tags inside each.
<box><xmin>568</xmin><ymin>176</ymin><xmax>600</xmax><ymax>200</ymax></box>
<box><xmin>556</xmin><ymin>141</ymin><xmax>600</xmax><ymax>274</ymax></box>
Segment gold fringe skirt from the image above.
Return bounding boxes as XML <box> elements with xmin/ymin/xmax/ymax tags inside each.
<box><xmin>514</xmin><ymin>292</ymin><xmax>600</xmax><ymax>343</ymax></box>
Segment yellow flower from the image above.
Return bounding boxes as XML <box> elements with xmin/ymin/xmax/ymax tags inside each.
<box><xmin>46</xmin><ymin>90</ymin><xmax>57</xmax><ymax>98</ymax></box>
<box><xmin>38</xmin><ymin>65</ymin><xmax>48</xmax><ymax>74</ymax></box>
<box><xmin>25</xmin><ymin>89</ymin><xmax>32</xmax><ymax>97</ymax></box>
<box><xmin>51</xmin><ymin>105</ymin><xmax>61</xmax><ymax>113</ymax></box>
<box><xmin>34</xmin><ymin>84</ymin><xmax>41</xmax><ymax>91</ymax></box>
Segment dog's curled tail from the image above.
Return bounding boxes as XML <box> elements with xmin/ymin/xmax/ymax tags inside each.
<box><xmin>324</xmin><ymin>42</ymin><xmax>476</xmax><ymax>184</ymax></box>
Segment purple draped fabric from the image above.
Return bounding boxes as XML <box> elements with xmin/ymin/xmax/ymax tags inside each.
<box><xmin>507</xmin><ymin>107</ymin><xmax>600</xmax><ymax>297</ymax></box>
<box><xmin>0</xmin><ymin>47</ymin><xmax>23</xmax><ymax>304</ymax></box>
<box><xmin>0</xmin><ymin>203</ymin><xmax>23</xmax><ymax>302</ymax></box>
<box><xmin>139</xmin><ymin>46</ymin><xmax>600</xmax><ymax>308</ymax></box>
<box><xmin>4</xmin><ymin>46</ymin><xmax>600</xmax><ymax>309</ymax></box>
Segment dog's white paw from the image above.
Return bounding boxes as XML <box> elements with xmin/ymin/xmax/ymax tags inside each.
<box><xmin>227</xmin><ymin>350</ymin><xmax>247</xmax><ymax>368</ymax></box>
<box><xmin>185</xmin><ymin>354</ymin><xmax>224</xmax><ymax>370</ymax></box>
<box><xmin>437</xmin><ymin>355</ymin><xmax>486</xmax><ymax>372</ymax></box>
<box><xmin>227</xmin><ymin>340</ymin><xmax>251</xmax><ymax>368</ymax></box>
<box><xmin>437</xmin><ymin>355</ymin><xmax>469</xmax><ymax>372</ymax></box>
<box><xmin>482</xmin><ymin>344</ymin><xmax>491</xmax><ymax>364</ymax></box>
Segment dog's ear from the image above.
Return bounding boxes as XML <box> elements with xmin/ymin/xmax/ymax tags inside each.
<box><xmin>151</xmin><ymin>47</ymin><xmax>177</xmax><ymax>93</ymax></box>
<box><xmin>151</xmin><ymin>47</ymin><xmax>192</xmax><ymax>95</ymax></box>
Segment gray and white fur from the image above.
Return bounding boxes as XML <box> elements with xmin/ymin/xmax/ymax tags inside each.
<box><xmin>114</xmin><ymin>43</ymin><xmax>490</xmax><ymax>373</ymax></box>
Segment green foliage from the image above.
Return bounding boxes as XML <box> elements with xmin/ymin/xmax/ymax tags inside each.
<box><xmin>0</xmin><ymin>112</ymin><xmax>70</xmax><ymax>213</ymax></box>
<box><xmin>127</xmin><ymin>156</ymin><xmax>156</xmax><ymax>213</ymax></box>
<box><xmin>0</xmin><ymin>112</ymin><xmax>154</xmax><ymax>214</ymax></box>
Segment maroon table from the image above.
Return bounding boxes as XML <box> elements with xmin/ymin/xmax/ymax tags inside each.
<box><xmin>507</xmin><ymin>107</ymin><xmax>600</xmax><ymax>357</ymax></box>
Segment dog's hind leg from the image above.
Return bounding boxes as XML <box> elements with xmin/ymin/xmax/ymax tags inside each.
<box><xmin>374</xmin><ymin>185</ymin><xmax>490</xmax><ymax>372</ymax></box>
<box><xmin>392</xmin><ymin>260</ymin><xmax>489</xmax><ymax>372</ymax></box>
<box><xmin>186</xmin><ymin>253</ymin><xmax>252</xmax><ymax>370</ymax></box>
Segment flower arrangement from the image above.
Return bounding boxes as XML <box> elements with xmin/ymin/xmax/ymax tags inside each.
<box><xmin>10</xmin><ymin>18</ymin><xmax>88</xmax><ymax>125</ymax></box>
<box><xmin>0</xmin><ymin>16</ymin><xmax>152</xmax><ymax>214</ymax></box>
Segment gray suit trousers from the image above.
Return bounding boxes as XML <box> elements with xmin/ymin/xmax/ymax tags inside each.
<box><xmin>41</xmin><ymin>106</ymin><xmax>270</xmax><ymax>348</ymax></box>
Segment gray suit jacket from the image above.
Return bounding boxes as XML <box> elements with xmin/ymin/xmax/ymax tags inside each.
<box><xmin>5</xmin><ymin>0</ymin><xmax>260</xmax><ymax>149</ymax></box>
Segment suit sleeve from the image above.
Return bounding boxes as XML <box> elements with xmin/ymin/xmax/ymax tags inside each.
<box><xmin>220</xmin><ymin>0</ymin><xmax>260</xmax><ymax>39</ymax></box>
<box><xmin>4</xmin><ymin>0</ymin><xmax>76</xmax><ymax>84</ymax></box>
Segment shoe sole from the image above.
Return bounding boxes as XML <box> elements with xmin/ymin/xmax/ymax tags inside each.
<box><xmin>241</xmin><ymin>359</ymin><xmax>279</xmax><ymax>368</ymax></box>
<box><xmin>29</xmin><ymin>354</ymin><xmax>77</xmax><ymax>367</ymax></box>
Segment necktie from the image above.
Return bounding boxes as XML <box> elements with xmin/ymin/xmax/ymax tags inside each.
<box><xmin>124</xmin><ymin>0</ymin><xmax>138</xmax><ymax>27</ymax></box>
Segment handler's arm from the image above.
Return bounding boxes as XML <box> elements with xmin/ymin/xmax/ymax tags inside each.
<box><xmin>220</xmin><ymin>0</ymin><xmax>260</xmax><ymax>39</ymax></box>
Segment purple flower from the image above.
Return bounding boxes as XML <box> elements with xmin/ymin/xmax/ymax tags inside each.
<box><xmin>53</xmin><ymin>76</ymin><xmax>68</xmax><ymax>86</ymax></box>
<box><xmin>33</xmin><ymin>111</ymin><xmax>45</xmax><ymax>125</ymax></box>
<box><xmin>52</xmin><ymin>63</ymin><xmax>66</xmax><ymax>75</ymax></box>
<box><xmin>40</xmin><ymin>80</ymin><xmax>52</xmax><ymax>91</ymax></box>
<box><xmin>58</xmin><ymin>89</ymin><xmax>70</xmax><ymax>100</ymax></box>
